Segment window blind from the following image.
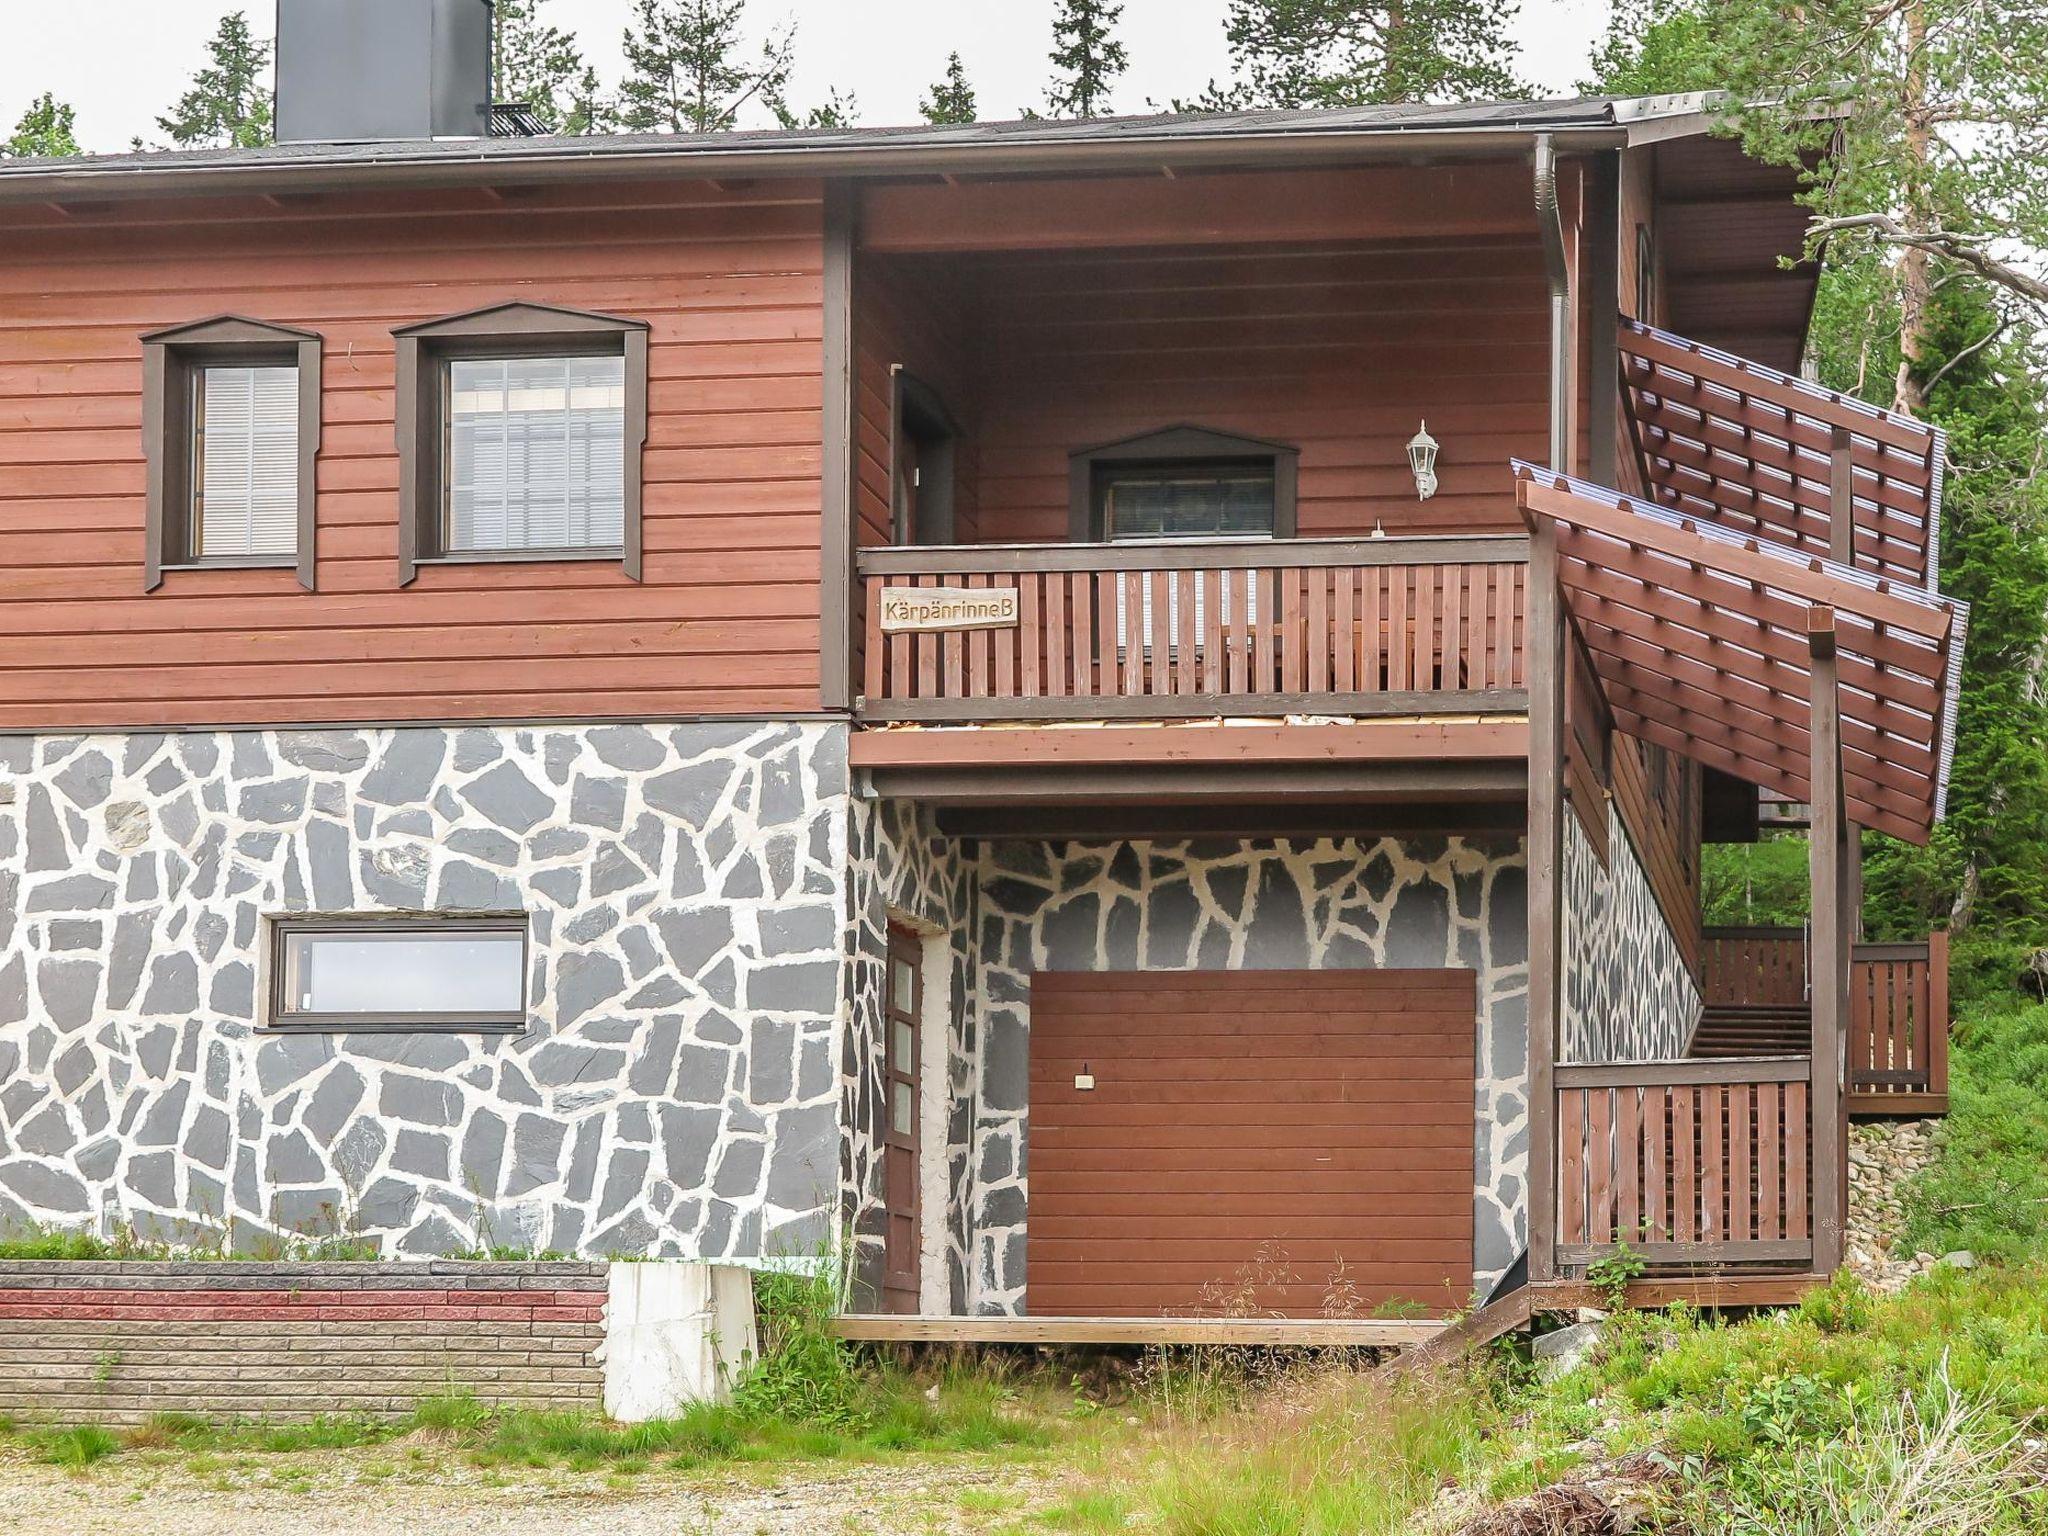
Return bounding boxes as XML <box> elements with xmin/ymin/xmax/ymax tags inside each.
<box><xmin>447</xmin><ymin>354</ymin><xmax>625</xmax><ymax>553</ymax></box>
<box><xmin>195</xmin><ymin>364</ymin><xmax>299</xmax><ymax>558</ymax></box>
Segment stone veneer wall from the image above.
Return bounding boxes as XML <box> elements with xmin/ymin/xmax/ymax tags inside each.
<box><xmin>0</xmin><ymin>1260</ymin><xmax>606</xmax><ymax>1424</ymax></box>
<box><xmin>0</xmin><ymin>724</ymin><xmax>850</xmax><ymax>1260</ymax></box>
<box><xmin>968</xmin><ymin>834</ymin><xmax>1531</xmax><ymax>1311</ymax></box>
<box><xmin>1560</xmin><ymin>805</ymin><xmax>1700</xmax><ymax>1065</ymax></box>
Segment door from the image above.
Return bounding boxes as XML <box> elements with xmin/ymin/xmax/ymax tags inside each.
<box><xmin>881</xmin><ymin>924</ymin><xmax>923</xmax><ymax>1313</ymax></box>
<box><xmin>1027</xmin><ymin>969</ymin><xmax>1476</xmax><ymax>1317</ymax></box>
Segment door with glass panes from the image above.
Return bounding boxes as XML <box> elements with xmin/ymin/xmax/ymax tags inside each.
<box><xmin>882</xmin><ymin>924</ymin><xmax>922</xmax><ymax>1313</ymax></box>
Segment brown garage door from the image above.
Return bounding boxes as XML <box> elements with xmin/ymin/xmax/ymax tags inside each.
<box><xmin>1027</xmin><ymin>969</ymin><xmax>1476</xmax><ymax>1317</ymax></box>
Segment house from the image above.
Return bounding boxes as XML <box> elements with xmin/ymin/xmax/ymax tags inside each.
<box><xmin>0</xmin><ymin>0</ymin><xmax>1963</xmax><ymax>1333</ymax></box>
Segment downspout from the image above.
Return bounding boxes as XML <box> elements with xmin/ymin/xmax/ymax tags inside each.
<box><xmin>1534</xmin><ymin>134</ymin><xmax>1571</xmax><ymax>472</ymax></box>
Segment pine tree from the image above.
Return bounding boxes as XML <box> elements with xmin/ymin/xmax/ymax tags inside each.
<box><xmin>157</xmin><ymin>10</ymin><xmax>273</xmax><ymax>149</ymax></box>
<box><xmin>1180</xmin><ymin>0</ymin><xmax>1525</xmax><ymax>110</ymax></box>
<box><xmin>493</xmin><ymin>0</ymin><xmax>589</xmax><ymax>133</ymax></box>
<box><xmin>770</xmin><ymin>87</ymin><xmax>858</xmax><ymax>131</ymax></box>
<box><xmin>562</xmin><ymin>67</ymin><xmax>619</xmax><ymax>136</ymax></box>
<box><xmin>921</xmin><ymin>51</ymin><xmax>977</xmax><ymax>124</ymax></box>
<box><xmin>1045</xmin><ymin>0</ymin><xmax>1127</xmax><ymax>118</ymax></box>
<box><xmin>617</xmin><ymin>0</ymin><xmax>795</xmax><ymax>135</ymax></box>
<box><xmin>3</xmin><ymin>93</ymin><xmax>80</xmax><ymax>158</ymax></box>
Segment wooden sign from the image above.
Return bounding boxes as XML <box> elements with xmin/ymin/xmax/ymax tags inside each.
<box><xmin>878</xmin><ymin>585</ymin><xmax>1019</xmax><ymax>634</ymax></box>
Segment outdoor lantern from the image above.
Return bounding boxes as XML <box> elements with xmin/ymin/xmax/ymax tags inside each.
<box><xmin>1407</xmin><ymin>421</ymin><xmax>1440</xmax><ymax>501</ymax></box>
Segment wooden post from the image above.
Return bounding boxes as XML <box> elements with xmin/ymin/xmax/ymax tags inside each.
<box><xmin>1808</xmin><ymin>612</ymin><xmax>1847</xmax><ymax>1274</ymax></box>
<box><xmin>1829</xmin><ymin>426</ymin><xmax>1865</xmax><ymax>938</ymax></box>
<box><xmin>1587</xmin><ymin>154</ymin><xmax>1621</xmax><ymax>490</ymax></box>
<box><xmin>1527</xmin><ymin>517</ymin><xmax>1567</xmax><ymax>1282</ymax></box>
<box><xmin>819</xmin><ymin>180</ymin><xmax>857</xmax><ymax>713</ymax></box>
<box><xmin>1928</xmin><ymin>927</ymin><xmax>1951</xmax><ymax>1100</ymax></box>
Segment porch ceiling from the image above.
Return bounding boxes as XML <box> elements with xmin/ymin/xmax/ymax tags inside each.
<box><xmin>1620</xmin><ymin>319</ymin><xmax>1946</xmax><ymax>588</ymax></box>
<box><xmin>1515</xmin><ymin>465</ymin><xmax>1967</xmax><ymax>845</ymax></box>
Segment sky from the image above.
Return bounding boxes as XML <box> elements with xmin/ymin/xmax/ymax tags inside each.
<box><xmin>3</xmin><ymin>1</ymin><xmax>1615</xmax><ymax>153</ymax></box>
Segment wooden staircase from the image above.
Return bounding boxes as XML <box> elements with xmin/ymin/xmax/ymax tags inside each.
<box><xmin>1689</xmin><ymin>1003</ymin><xmax>1809</xmax><ymax>1060</ymax></box>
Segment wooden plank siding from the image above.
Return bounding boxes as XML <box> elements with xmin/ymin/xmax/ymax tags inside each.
<box><xmin>0</xmin><ymin>179</ymin><xmax>829</xmax><ymax>727</ymax></box>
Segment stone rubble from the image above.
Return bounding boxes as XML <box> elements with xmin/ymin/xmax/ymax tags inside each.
<box><xmin>1844</xmin><ymin>1117</ymin><xmax>1944</xmax><ymax>1292</ymax></box>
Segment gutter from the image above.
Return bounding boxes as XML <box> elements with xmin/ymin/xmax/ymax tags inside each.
<box><xmin>1533</xmin><ymin>133</ymin><xmax>1572</xmax><ymax>472</ymax></box>
<box><xmin>0</xmin><ymin>118</ymin><xmax>1669</xmax><ymax>205</ymax></box>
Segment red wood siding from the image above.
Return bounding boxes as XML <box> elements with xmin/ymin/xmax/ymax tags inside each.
<box><xmin>0</xmin><ymin>179</ymin><xmax>826</xmax><ymax>727</ymax></box>
<box><xmin>1027</xmin><ymin>969</ymin><xmax>1476</xmax><ymax>1317</ymax></box>
<box><xmin>965</xmin><ymin>240</ymin><xmax>1551</xmax><ymax>543</ymax></box>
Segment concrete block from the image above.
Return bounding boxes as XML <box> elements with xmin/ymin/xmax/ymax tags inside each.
<box><xmin>601</xmin><ymin>1261</ymin><xmax>757</xmax><ymax>1421</ymax></box>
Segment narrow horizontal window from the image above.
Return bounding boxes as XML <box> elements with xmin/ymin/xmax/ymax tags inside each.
<box><xmin>446</xmin><ymin>353</ymin><xmax>626</xmax><ymax>555</ymax></box>
<box><xmin>270</xmin><ymin>917</ymin><xmax>527</xmax><ymax>1032</ymax></box>
<box><xmin>195</xmin><ymin>363</ymin><xmax>300</xmax><ymax>559</ymax></box>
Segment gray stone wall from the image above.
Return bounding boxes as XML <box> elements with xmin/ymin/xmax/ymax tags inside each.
<box><xmin>0</xmin><ymin>724</ymin><xmax>849</xmax><ymax>1260</ymax></box>
<box><xmin>1560</xmin><ymin>805</ymin><xmax>1700</xmax><ymax>1065</ymax></box>
<box><xmin>967</xmin><ymin>834</ymin><xmax>1530</xmax><ymax>1312</ymax></box>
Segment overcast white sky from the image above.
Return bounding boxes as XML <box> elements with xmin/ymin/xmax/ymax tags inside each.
<box><xmin>4</xmin><ymin>1</ymin><xmax>1613</xmax><ymax>153</ymax></box>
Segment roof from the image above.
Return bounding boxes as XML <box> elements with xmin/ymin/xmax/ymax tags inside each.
<box><xmin>1516</xmin><ymin>464</ymin><xmax>1966</xmax><ymax>844</ymax></box>
<box><xmin>0</xmin><ymin>93</ymin><xmax>1733</xmax><ymax>201</ymax></box>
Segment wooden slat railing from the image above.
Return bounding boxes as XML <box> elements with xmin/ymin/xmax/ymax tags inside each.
<box><xmin>1851</xmin><ymin>930</ymin><xmax>1949</xmax><ymax>1103</ymax></box>
<box><xmin>1555</xmin><ymin>1058</ymin><xmax>1814</xmax><ymax>1268</ymax></box>
<box><xmin>1701</xmin><ymin>927</ymin><xmax>1807</xmax><ymax>1008</ymax></box>
<box><xmin>856</xmin><ymin>536</ymin><xmax>1528</xmax><ymax>721</ymax></box>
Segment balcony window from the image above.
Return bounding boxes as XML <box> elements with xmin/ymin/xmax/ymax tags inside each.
<box><xmin>1069</xmin><ymin>425</ymin><xmax>1298</xmax><ymax>543</ymax></box>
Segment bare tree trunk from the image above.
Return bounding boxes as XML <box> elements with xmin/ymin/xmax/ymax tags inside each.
<box><xmin>1893</xmin><ymin>0</ymin><xmax>1934</xmax><ymax>416</ymax></box>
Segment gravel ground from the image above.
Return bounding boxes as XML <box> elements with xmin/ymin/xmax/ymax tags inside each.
<box><xmin>0</xmin><ymin>1446</ymin><xmax>1056</xmax><ymax>1536</ymax></box>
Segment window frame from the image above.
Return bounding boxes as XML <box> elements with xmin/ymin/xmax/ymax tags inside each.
<box><xmin>393</xmin><ymin>301</ymin><xmax>649</xmax><ymax>585</ymax></box>
<box><xmin>141</xmin><ymin>315</ymin><xmax>321</xmax><ymax>592</ymax></box>
<box><xmin>265</xmin><ymin>912</ymin><xmax>531</xmax><ymax>1035</ymax></box>
<box><xmin>1067</xmin><ymin>425</ymin><xmax>1299</xmax><ymax>543</ymax></box>
<box><xmin>889</xmin><ymin>368</ymin><xmax>959</xmax><ymax>545</ymax></box>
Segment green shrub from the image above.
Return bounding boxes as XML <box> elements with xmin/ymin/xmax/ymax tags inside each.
<box><xmin>730</xmin><ymin>1269</ymin><xmax>869</xmax><ymax>1430</ymax></box>
<box><xmin>1902</xmin><ymin>1001</ymin><xmax>2048</xmax><ymax>1259</ymax></box>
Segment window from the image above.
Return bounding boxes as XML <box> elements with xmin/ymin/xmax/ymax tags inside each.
<box><xmin>268</xmin><ymin>916</ymin><xmax>528</xmax><ymax>1033</ymax></box>
<box><xmin>140</xmin><ymin>315</ymin><xmax>321</xmax><ymax>591</ymax></box>
<box><xmin>1068</xmin><ymin>425</ymin><xmax>1298</xmax><ymax>542</ymax></box>
<box><xmin>393</xmin><ymin>302</ymin><xmax>648</xmax><ymax>584</ymax></box>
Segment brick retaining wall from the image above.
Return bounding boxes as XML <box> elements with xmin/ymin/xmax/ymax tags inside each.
<box><xmin>0</xmin><ymin>1261</ymin><xmax>608</xmax><ymax>1423</ymax></box>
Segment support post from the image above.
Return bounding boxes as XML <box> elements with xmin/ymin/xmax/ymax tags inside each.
<box><xmin>1808</xmin><ymin>613</ymin><xmax>1848</xmax><ymax>1274</ymax></box>
<box><xmin>1526</xmin><ymin>517</ymin><xmax>1567</xmax><ymax>1282</ymax></box>
<box><xmin>1829</xmin><ymin>427</ymin><xmax>1865</xmax><ymax>937</ymax></box>
<box><xmin>819</xmin><ymin>180</ymin><xmax>857</xmax><ymax>713</ymax></box>
<box><xmin>1928</xmin><ymin>927</ymin><xmax>1951</xmax><ymax>1100</ymax></box>
<box><xmin>1587</xmin><ymin>154</ymin><xmax>1621</xmax><ymax>490</ymax></box>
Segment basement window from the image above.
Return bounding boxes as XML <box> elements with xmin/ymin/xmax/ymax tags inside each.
<box><xmin>140</xmin><ymin>315</ymin><xmax>322</xmax><ymax>592</ymax></box>
<box><xmin>392</xmin><ymin>302</ymin><xmax>648</xmax><ymax>584</ymax></box>
<box><xmin>268</xmin><ymin>916</ymin><xmax>529</xmax><ymax>1033</ymax></box>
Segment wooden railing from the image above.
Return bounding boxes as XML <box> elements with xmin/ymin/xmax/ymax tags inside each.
<box><xmin>1701</xmin><ymin>927</ymin><xmax>1808</xmax><ymax>1009</ymax></box>
<box><xmin>1698</xmin><ymin>926</ymin><xmax>1951</xmax><ymax>1103</ymax></box>
<box><xmin>856</xmin><ymin>536</ymin><xmax>1528</xmax><ymax>721</ymax></box>
<box><xmin>1555</xmin><ymin>1058</ymin><xmax>1814</xmax><ymax>1267</ymax></box>
<box><xmin>1852</xmin><ymin>932</ymin><xmax>1949</xmax><ymax>1104</ymax></box>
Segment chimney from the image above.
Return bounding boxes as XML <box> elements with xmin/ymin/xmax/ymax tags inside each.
<box><xmin>274</xmin><ymin>0</ymin><xmax>493</xmax><ymax>144</ymax></box>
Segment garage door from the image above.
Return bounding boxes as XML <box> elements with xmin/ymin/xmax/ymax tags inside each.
<box><xmin>1027</xmin><ymin>969</ymin><xmax>1476</xmax><ymax>1317</ymax></box>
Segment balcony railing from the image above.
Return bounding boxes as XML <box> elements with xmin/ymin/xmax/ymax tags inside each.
<box><xmin>1555</xmin><ymin>1057</ymin><xmax>1815</xmax><ymax>1269</ymax></box>
<box><xmin>856</xmin><ymin>535</ymin><xmax>1528</xmax><ymax>721</ymax></box>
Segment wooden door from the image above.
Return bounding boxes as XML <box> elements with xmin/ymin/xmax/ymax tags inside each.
<box><xmin>1027</xmin><ymin>969</ymin><xmax>1476</xmax><ymax>1317</ymax></box>
<box><xmin>881</xmin><ymin>924</ymin><xmax>923</xmax><ymax>1313</ymax></box>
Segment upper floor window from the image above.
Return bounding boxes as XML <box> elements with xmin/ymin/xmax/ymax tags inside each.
<box><xmin>393</xmin><ymin>302</ymin><xmax>648</xmax><ymax>584</ymax></box>
<box><xmin>1069</xmin><ymin>425</ymin><xmax>1299</xmax><ymax>543</ymax></box>
<box><xmin>140</xmin><ymin>315</ymin><xmax>321</xmax><ymax>591</ymax></box>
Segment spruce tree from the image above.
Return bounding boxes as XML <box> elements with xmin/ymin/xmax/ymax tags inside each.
<box><xmin>1181</xmin><ymin>0</ymin><xmax>1525</xmax><ymax>110</ymax></box>
<box><xmin>921</xmin><ymin>52</ymin><xmax>977</xmax><ymax>125</ymax></box>
<box><xmin>157</xmin><ymin>10</ymin><xmax>273</xmax><ymax>149</ymax></box>
<box><xmin>617</xmin><ymin>0</ymin><xmax>795</xmax><ymax>135</ymax></box>
<box><xmin>493</xmin><ymin>0</ymin><xmax>590</xmax><ymax>133</ymax></box>
<box><xmin>1045</xmin><ymin>0</ymin><xmax>1127</xmax><ymax>118</ymax></box>
<box><xmin>3</xmin><ymin>93</ymin><xmax>80</xmax><ymax>158</ymax></box>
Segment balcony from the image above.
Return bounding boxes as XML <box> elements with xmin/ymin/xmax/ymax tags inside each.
<box><xmin>855</xmin><ymin>535</ymin><xmax>1529</xmax><ymax>723</ymax></box>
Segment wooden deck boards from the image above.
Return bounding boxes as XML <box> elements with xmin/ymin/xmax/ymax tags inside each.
<box><xmin>831</xmin><ymin>1314</ymin><xmax>1446</xmax><ymax>1347</ymax></box>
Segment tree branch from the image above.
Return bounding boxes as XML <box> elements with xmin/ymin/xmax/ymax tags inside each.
<box><xmin>1810</xmin><ymin>213</ymin><xmax>2048</xmax><ymax>308</ymax></box>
